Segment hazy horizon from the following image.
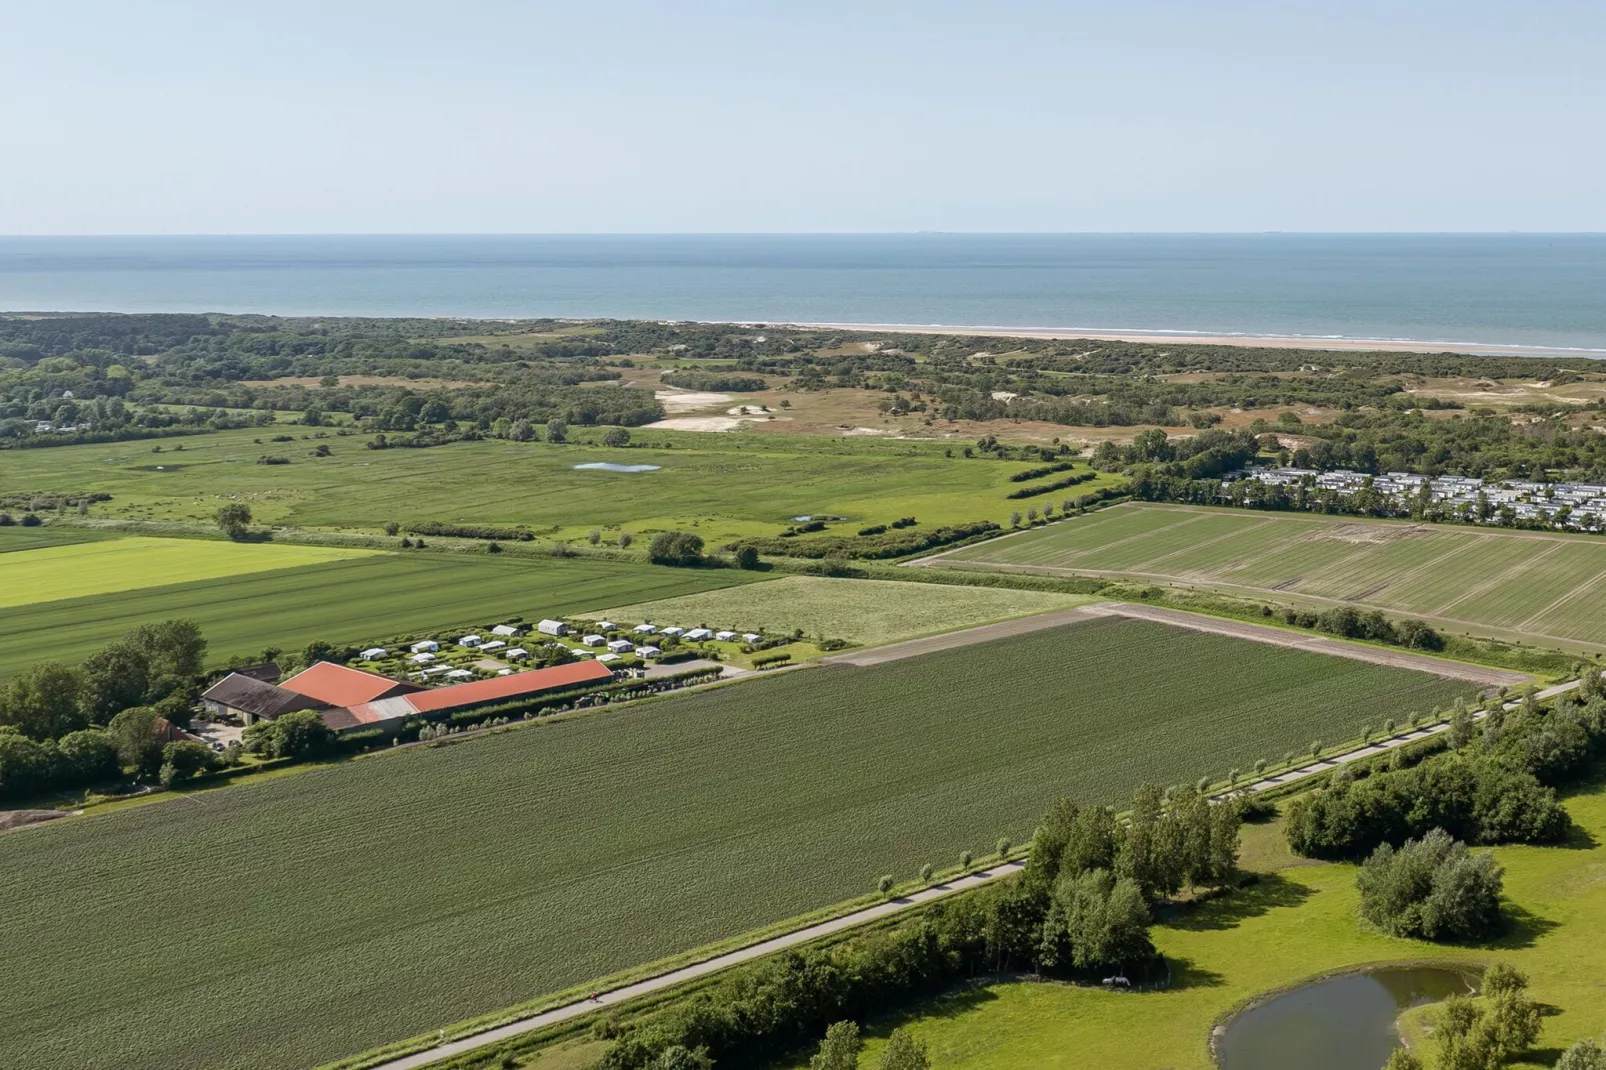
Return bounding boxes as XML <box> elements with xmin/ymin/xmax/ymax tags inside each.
<box><xmin>4</xmin><ymin>1</ymin><xmax>1603</xmax><ymax>235</ymax></box>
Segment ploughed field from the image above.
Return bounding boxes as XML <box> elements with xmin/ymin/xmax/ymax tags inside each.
<box><xmin>938</xmin><ymin>502</ymin><xmax>1606</xmax><ymax>648</ymax></box>
<box><xmin>0</xmin><ymin>544</ymin><xmax>761</xmax><ymax>677</ymax></box>
<box><xmin>0</xmin><ymin>617</ymin><xmax>1470</xmax><ymax>1070</ymax></box>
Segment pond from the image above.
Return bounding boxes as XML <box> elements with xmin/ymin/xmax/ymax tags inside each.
<box><xmin>572</xmin><ymin>462</ymin><xmax>662</xmax><ymax>473</ymax></box>
<box><xmin>1216</xmin><ymin>966</ymin><xmax>1478</xmax><ymax>1070</ymax></box>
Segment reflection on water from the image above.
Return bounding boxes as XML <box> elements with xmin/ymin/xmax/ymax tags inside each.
<box><xmin>572</xmin><ymin>462</ymin><xmax>662</xmax><ymax>473</ymax></box>
<box><xmin>1217</xmin><ymin>967</ymin><xmax>1477</xmax><ymax>1070</ymax></box>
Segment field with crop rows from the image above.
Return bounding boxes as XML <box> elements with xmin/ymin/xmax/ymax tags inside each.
<box><xmin>0</xmin><ymin>535</ymin><xmax>380</xmax><ymax>607</ymax></box>
<box><xmin>938</xmin><ymin>502</ymin><xmax>1606</xmax><ymax>648</ymax></box>
<box><xmin>591</xmin><ymin>575</ymin><xmax>1097</xmax><ymax>645</ymax></box>
<box><xmin>7</xmin><ymin>425</ymin><xmax>1120</xmax><ymax>547</ymax></box>
<box><xmin>0</xmin><ymin>617</ymin><xmax>1470</xmax><ymax>1070</ymax></box>
<box><xmin>0</xmin><ymin>553</ymin><xmax>763</xmax><ymax>678</ymax></box>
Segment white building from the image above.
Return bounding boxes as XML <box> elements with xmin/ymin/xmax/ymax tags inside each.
<box><xmin>536</xmin><ymin>620</ymin><xmax>568</xmax><ymax>637</ymax></box>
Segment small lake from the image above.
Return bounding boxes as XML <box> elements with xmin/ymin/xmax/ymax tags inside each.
<box><xmin>572</xmin><ymin>462</ymin><xmax>661</xmax><ymax>473</ymax></box>
<box><xmin>1216</xmin><ymin>966</ymin><xmax>1477</xmax><ymax>1070</ymax></box>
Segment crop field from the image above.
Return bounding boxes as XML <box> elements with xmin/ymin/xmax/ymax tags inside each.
<box><xmin>5</xmin><ymin>425</ymin><xmax>1121</xmax><ymax>547</ymax></box>
<box><xmin>0</xmin><ymin>554</ymin><xmax>763</xmax><ymax>678</ymax></box>
<box><xmin>937</xmin><ymin>502</ymin><xmax>1606</xmax><ymax>649</ymax></box>
<box><xmin>0</xmin><ymin>617</ymin><xmax>1470</xmax><ymax>1070</ymax></box>
<box><xmin>590</xmin><ymin>575</ymin><xmax>1098</xmax><ymax>646</ymax></box>
<box><xmin>0</xmin><ymin>535</ymin><xmax>379</xmax><ymax>608</ymax></box>
<box><xmin>0</xmin><ymin>525</ymin><xmax>110</xmax><ymax>553</ymax></box>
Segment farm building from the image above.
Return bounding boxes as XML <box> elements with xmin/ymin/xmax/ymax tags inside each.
<box><xmin>204</xmin><ymin>660</ymin><xmax>616</xmax><ymax>736</ymax></box>
<box><xmin>202</xmin><ymin>673</ymin><xmax>323</xmax><ymax>725</ymax></box>
<box><xmin>535</xmin><ymin>620</ymin><xmax>568</xmax><ymax>637</ymax></box>
<box><xmin>324</xmin><ymin>660</ymin><xmax>615</xmax><ymax>732</ymax></box>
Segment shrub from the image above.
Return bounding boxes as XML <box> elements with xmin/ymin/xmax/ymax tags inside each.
<box><xmin>243</xmin><ymin>709</ymin><xmax>335</xmax><ymax>760</ymax></box>
<box><xmin>648</xmin><ymin>531</ymin><xmax>705</xmax><ymax>566</ymax></box>
<box><xmin>1356</xmin><ymin>828</ymin><xmax>1504</xmax><ymax>941</ymax></box>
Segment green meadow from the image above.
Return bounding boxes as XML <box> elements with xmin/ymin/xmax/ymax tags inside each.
<box><xmin>5</xmin><ymin>425</ymin><xmax>1120</xmax><ymax>547</ymax></box>
<box><xmin>816</xmin><ymin>782</ymin><xmax>1606</xmax><ymax>1070</ymax></box>
<box><xmin>0</xmin><ymin>617</ymin><xmax>1468</xmax><ymax>1070</ymax></box>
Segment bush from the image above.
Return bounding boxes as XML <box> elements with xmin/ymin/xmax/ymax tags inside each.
<box><xmin>243</xmin><ymin>709</ymin><xmax>335</xmax><ymax>760</ymax></box>
<box><xmin>733</xmin><ymin>544</ymin><xmax>761</xmax><ymax>570</ymax></box>
<box><xmin>1356</xmin><ymin>828</ymin><xmax>1504</xmax><ymax>941</ymax></box>
<box><xmin>648</xmin><ymin>531</ymin><xmax>705</xmax><ymax>566</ymax></box>
<box><xmin>20</xmin><ymin>513</ymin><xmax>42</xmax><ymax>527</ymax></box>
<box><xmin>158</xmin><ymin>740</ymin><xmax>218</xmax><ymax>787</ymax></box>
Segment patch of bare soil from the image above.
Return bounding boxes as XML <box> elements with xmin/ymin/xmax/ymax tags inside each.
<box><xmin>1313</xmin><ymin>523</ymin><xmax>1431</xmax><ymax>545</ymax></box>
<box><xmin>0</xmin><ymin>809</ymin><xmax>67</xmax><ymax>832</ymax></box>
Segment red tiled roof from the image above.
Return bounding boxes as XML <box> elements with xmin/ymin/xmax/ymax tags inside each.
<box><xmin>407</xmin><ymin>660</ymin><xmax>614</xmax><ymax>714</ymax></box>
<box><xmin>281</xmin><ymin>662</ymin><xmax>419</xmax><ymax>708</ymax></box>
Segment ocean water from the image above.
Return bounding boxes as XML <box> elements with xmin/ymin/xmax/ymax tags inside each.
<box><xmin>3</xmin><ymin>234</ymin><xmax>1605</xmax><ymax>353</ymax></box>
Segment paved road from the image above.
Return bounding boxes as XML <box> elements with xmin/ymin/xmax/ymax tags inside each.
<box><xmin>369</xmin><ymin>861</ymin><xmax>1027</xmax><ymax>1070</ymax></box>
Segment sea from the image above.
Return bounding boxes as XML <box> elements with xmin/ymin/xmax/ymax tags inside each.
<box><xmin>3</xmin><ymin>233</ymin><xmax>1605</xmax><ymax>355</ymax></box>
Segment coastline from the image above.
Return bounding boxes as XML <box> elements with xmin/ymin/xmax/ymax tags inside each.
<box><xmin>783</xmin><ymin>322</ymin><xmax>1606</xmax><ymax>359</ymax></box>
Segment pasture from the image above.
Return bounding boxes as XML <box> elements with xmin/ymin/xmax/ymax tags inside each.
<box><xmin>0</xmin><ymin>617</ymin><xmax>1469</xmax><ymax>1070</ymax></box>
<box><xmin>0</xmin><ymin>554</ymin><xmax>761</xmax><ymax>678</ymax></box>
<box><xmin>820</xmin><ymin>784</ymin><xmax>1606</xmax><ymax>1070</ymax></box>
<box><xmin>5</xmin><ymin>425</ymin><xmax>1121</xmax><ymax>547</ymax></box>
<box><xmin>0</xmin><ymin>535</ymin><xmax>378</xmax><ymax>608</ymax></box>
<box><xmin>590</xmin><ymin>575</ymin><xmax>1098</xmax><ymax>646</ymax></box>
<box><xmin>937</xmin><ymin>502</ymin><xmax>1606</xmax><ymax>650</ymax></box>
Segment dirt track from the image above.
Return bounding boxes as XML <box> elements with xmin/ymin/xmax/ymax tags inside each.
<box><xmin>827</xmin><ymin>601</ymin><xmax>1533</xmax><ymax>690</ymax></box>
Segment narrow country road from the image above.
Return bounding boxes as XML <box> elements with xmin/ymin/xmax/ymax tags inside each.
<box><xmin>368</xmin><ymin>861</ymin><xmax>1027</xmax><ymax>1070</ymax></box>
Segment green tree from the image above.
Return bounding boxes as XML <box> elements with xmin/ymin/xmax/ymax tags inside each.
<box><xmin>1557</xmin><ymin>1037</ymin><xmax>1606</xmax><ymax>1070</ymax></box>
<box><xmin>1449</xmin><ymin>704</ymin><xmax>1476</xmax><ymax>749</ymax></box>
<box><xmin>244</xmin><ymin>709</ymin><xmax>335</xmax><ymax>759</ymax></box>
<box><xmin>1039</xmin><ymin>867</ymin><xmax>1154</xmax><ymax>972</ymax></box>
<box><xmin>733</xmin><ymin>544</ymin><xmax>761</xmax><ymax>569</ymax></box>
<box><xmin>0</xmin><ymin>662</ymin><xmax>88</xmax><ymax>740</ymax></box>
<box><xmin>809</xmin><ymin>1021</ymin><xmax>861</xmax><ymax>1070</ymax></box>
<box><xmin>648</xmin><ymin>531</ymin><xmax>705</xmax><ymax>566</ymax></box>
<box><xmin>508</xmin><ymin>418</ymin><xmax>535</xmax><ymax>442</ymax></box>
<box><xmin>652</xmin><ymin>1046</ymin><xmax>713</xmax><ymax>1070</ymax></box>
<box><xmin>158</xmin><ymin>740</ymin><xmax>217</xmax><ymax>787</ymax></box>
<box><xmin>545</xmin><ymin>417</ymin><xmax>567</xmax><ymax>443</ymax></box>
<box><xmin>105</xmin><ymin>707</ymin><xmax>162</xmax><ymax>775</ymax></box>
<box><xmin>0</xmin><ymin>727</ymin><xmax>58</xmax><ymax>800</ymax></box>
<box><xmin>1357</xmin><ymin>829</ymin><xmax>1504</xmax><ymax>941</ymax></box>
<box><xmin>602</xmin><ymin>426</ymin><xmax>631</xmax><ymax>447</ymax></box>
<box><xmin>55</xmin><ymin>729</ymin><xmax>119</xmax><ymax>783</ymax></box>
<box><xmin>216</xmin><ymin>502</ymin><xmax>252</xmax><ymax>539</ymax></box>
<box><xmin>879</xmin><ymin>1027</ymin><xmax>930</xmax><ymax>1070</ymax></box>
<box><xmin>78</xmin><ymin>640</ymin><xmax>151</xmax><ymax>724</ymax></box>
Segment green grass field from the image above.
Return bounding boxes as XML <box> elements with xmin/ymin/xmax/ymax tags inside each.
<box><xmin>0</xmin><ymin>617</ymin><xmax>1470</xmax><ymax>1070</ymax></box>
<box><xmin>939</xmin><ymin>502</ymin><xmax>1606</xmax><ymax>650</ymax></box>
<box><xmin>0</xmin><ymin>554</ymin><xmax>762</xmax><ymax>678</ymax></box>
<box><xmin>0</xmin><ymin>535</ymin><xmax>378</xmax><ymax>607</ymax></box>
<box><xmin>0</xmin><ymin>525</ymin><xmax>111</xmax><ymax>553</ymax></box>
<box><xmin>5</xmin><ymin>425</ymin><xmax>1120</xmax><ymax>547</ymax></box>
<box><xmin>590</xmin><ymin>576</ymin><xmax>1097</xmax><ymax>645</ymax></box>
<box><xmin>823</xmin><ymin>781</ymin><xmax>1606</xmax><ymax>1070</ymax></box>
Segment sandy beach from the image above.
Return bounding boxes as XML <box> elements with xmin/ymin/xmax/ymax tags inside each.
<box><xmin>784</xmin><ymin>322</ymin><xmax>1606</xmax><ymax>360</ymax></box>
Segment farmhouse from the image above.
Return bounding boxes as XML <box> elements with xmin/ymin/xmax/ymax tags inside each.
<box><xmin>203</xmin><ymin>660</ymin><xmax>616</xmax><ymax>736</ymax></box>
<box><xmin>324</xmin><ymin>660</ymin><xmax>615</xmax><ymax>732</ymax></box>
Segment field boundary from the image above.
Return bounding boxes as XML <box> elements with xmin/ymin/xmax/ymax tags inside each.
<box><xmin>825</xmin><ymin>601</ymin><xmax>1532</xmax><ymax>688</ymax></box>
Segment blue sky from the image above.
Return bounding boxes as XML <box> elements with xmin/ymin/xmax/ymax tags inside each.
<box><xmin>3</xmin><ymin>0</ymin><xmax>1602</xmax><ymax>233</ymax></box>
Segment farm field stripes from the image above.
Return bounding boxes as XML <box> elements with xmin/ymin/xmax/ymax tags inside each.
<box><xmin>591</xmin><ymin>575</ymin><xmax>1097</xmax><ymax>647</ymax></box>
<box><xmin>0</xmin><ymin>526</ymin><xmax>112</xmax><ymax>553</ymax></box>
<box><xmin>936</xmin><ymin>503</ymin><xmax>1606</xmax><ymax>649</ymax></box>
<box><xmin>0</xmin><ymin>617</ymin><xmax>1471</xmax><ymax>1070</ymax></box>
<box><xmin>0</xmin><ymin>535</ymin><xmax>380</xmax><ymax>607</ymax></box>
<box><xmin>0</xmin><ymin>554</ymin><xmax>765</xmax><ymax>678</ymax></box>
